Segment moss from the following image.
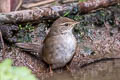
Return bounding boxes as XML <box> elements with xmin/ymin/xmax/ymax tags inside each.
<box><xmin>18</xmin><ymin>23</ymin><xmax>34</xmax><ymax>32</ymax></box>
<box><xmin>79</xmin><ymin>0</ymin><xmax>87</xmax><ymax>2</ymax></box>
<box><xmin>71</xmin><ymin>4</ymin><xmax>120</xmax><ymax>42</ymax></box>
<box><xmin>17</xmin><ymin>23</ymin><xmax>35</xmax><ymax>42</ymax></box>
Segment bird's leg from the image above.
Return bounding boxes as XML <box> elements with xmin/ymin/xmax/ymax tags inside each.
<box><xmin>49</xmin><ymin>65</ymin><xmax>53</xmax><ymax>74</ymax></box>
<box><xmin>66</xmin><ymin>65</ymin><xmax>71</xmax><ymax>72</ymax></box>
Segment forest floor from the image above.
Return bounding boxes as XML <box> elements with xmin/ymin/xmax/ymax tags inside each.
<box><xmin>0</xmin><ymin>0</ymin><xmax>120</xmax><ymax>80</ymax></box>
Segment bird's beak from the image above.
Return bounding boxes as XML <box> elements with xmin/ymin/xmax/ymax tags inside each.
<box><xmin>72</xmin><ymin>21</ymin><xmax>79</xmax><ymax>26</ymax></box>
<box><xmin>74</xmin><ymin>21</ymin><xmax>79</xmax><ymax>25</ymax></box>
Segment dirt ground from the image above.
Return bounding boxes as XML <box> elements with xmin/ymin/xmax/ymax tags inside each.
<box><xmin>0</xmin><ymin>1</ymin><xmax>120</xmax><ymax>80</ymax></box>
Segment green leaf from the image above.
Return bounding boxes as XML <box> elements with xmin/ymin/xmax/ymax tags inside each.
<box><xmin>64</xmin><ymin>11</ymin><xmax>70</xmax><ymax>17</ymax></box>
<box><xmin>0</xmin><ymin>59</ymin><xmax>37</xmax><ymax>80</ymax></box>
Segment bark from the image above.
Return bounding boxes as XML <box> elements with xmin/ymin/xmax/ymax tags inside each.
<box><xmin>0</xmin><ymin>8</ymin><xmax>60</xmax><ymax>23</ymax></box>
<box><xmin>78</xmin><ymin>0</ymin><xmax>119</xmax><ymax>13</ymax></box>
<box><xmin>22</xmin><ymin>0</ymin><xmax>55</xmax><ymax>9</ymax></box>
<box><xmin>0</xmin><ymin>0</ymin><xmax>119</xmax><ymax>23</ymax></box>
<box><xmin>0</xmin><ymin>30</ymin><xmax>5</xmax><ymax>58</ymax></box>
<box><xmin>0</xmin><ymin>30</ymin><xmax>4</xmax><ymax>49</ymax></box>
<box><xmin>0</xmin><ymin>4</ymin><xmax>75</xmax><ymax>23</ymax></box>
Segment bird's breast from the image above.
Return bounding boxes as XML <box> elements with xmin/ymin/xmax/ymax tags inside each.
<box><xmin>42</xmin><ymin>33</ymin><xmax>76</xmax><ymax>64</ymax></box>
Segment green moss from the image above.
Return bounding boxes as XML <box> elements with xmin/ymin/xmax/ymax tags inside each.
<box><xmin>17</xmin><ymin>23</ymin><xmax>35</xmax><ymax>42</ymax></box>
<box><xmin>79</xmin><ymin>0</ymin><xmax>87</xmax><ymax>2</ymax></box>
<box><xmin>0</xmin><ymin>59</ymin><xmax>37</xmax><ymax>80</ymax></box>
<box><xmin>64</xmin><ymin>11</ymin><xmax>70</xmax><ymax>17</ymax></box>
<box><xmin>19</xmin><ymin>23</ymin><xmax>34</xmax><ymax>32</ymax></box>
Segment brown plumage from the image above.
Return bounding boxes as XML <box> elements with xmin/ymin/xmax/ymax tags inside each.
<box><xmin>42</xmin><ymin>17</ymin><xmax>78</xmax><ymax>69</ymax></box>
<box><xmin>16</xmin><ymin>17</ymin><xmax>78</xmax><ymax>69</ymax></box>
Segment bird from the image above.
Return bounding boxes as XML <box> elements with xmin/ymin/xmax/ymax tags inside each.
<box><xmin>42</xmin><ymin>17</ymin><xmax>78</xmax><ymax>69</ymax></box>
<box><xmin>16</xmin><ymin>17</ymin><xmax>78</xmax><ymax>69</ymax></box>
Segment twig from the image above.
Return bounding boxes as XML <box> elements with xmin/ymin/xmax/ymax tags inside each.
<box><xmin>0</xmin><ymin>30</ymin><xmax>5</xmax><ymax>59</ymax></box>
<box><xmin>22</xmin><ymin>0</ymin><xmax>55</xmax><ymax>9</ymax></box>
<box><xmin>15</xmin><ymin>0</ymin><xmax>23</xmax><ymax>11</ymax></box>
<box><xmin>78</xmin><ymin>0</ymin><xmax>119</xmax><ymax>13</ymax></box>
<box><xmin>0</xmin><ymin>0</ymin><xmax>118</xmax><ymax>23</ymax></box>
<box><xmin>62</xmin><ymin>0</ymin><xmax>78</xmax><ymax>4</ymax></box>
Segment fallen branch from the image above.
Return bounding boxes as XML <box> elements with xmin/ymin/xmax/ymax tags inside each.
<box><xmin>78</xmin><ymin>0</ymin><xmax>119</xmax><ymax>13</ymax></box>
<box><xmin>22</xmin><ymin>0</ymin><xmax>55</xmax><ymax>9</ymax></box>
<box><xmin>0</xmin><ymin>4</ymin><xmax>75</xmax><ymax>23</ymax></box>
<box><xmin>0</xmin><ymin>0</ymin><xmax>118</xmax><ymax>23</ymax></box>
<box><xmin>0</xmin><ymin>30</ymin><xmax>5</xmax><ymax>58</ymax></box>
<box><xmin>60</xmin><ymin>0</ymin><xmax>78</xmax><ymax>4</ymax></box>
<box><xmin>0</xmin><ymin>30</ymin><xmax>4</xmax><ymax>49</ymax></box>
<box><xmin>15</xmin><ymin>0</ymin><xmax>23</xmax><ymax>11</ymax></box>
<box><xmin>0</xmin><ymin>7</ymin><xmax>60</xmax><ymax>23</ymax></box>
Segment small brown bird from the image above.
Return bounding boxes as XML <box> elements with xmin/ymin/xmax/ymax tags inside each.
<box><xmin>16</xmin><ymin>17</ymin><xmax>78</xmax><ymax>69</ymax></box>
<box><xmin>42</xmin><ymin>17</ymin><xmax>78</xmax><ymax>69</ymax></box>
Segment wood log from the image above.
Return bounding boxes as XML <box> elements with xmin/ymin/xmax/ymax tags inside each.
<box><xmin>0</xmin><ymin>7</ymin><xmax>60</xmax><ymax>23</ymax></box>
<box><xmin>78</xmin><ymin>0</ymin><xmax>119</xmax><ymax>13</ymax></box>
<box><xmin>0</xmin><ymin>0</ymin><xmax>119</xmax><ymax>23</ymax></box>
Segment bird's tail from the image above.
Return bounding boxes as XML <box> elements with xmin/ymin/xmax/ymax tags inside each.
<box><xmin>15</xmin><ymin>42</ymin><xmax>43</xmax><ymax>57</ymax></box>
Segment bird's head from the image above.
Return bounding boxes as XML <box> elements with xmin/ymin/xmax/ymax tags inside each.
<box><xmin>51</xmin><ymin>17</ymin><xmax>79</xmax><ymax>33</ymax></box>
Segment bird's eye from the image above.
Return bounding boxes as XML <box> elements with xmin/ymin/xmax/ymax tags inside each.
<box><xmin>65</xmin><ymin>23</ymin><xmax>69</xmax><ymax>26</ymax></box>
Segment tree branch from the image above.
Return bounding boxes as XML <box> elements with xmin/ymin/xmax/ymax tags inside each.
<box><xmin>0</xmin><ymin>0</ymin><xmax>118</xmax><ymax>23</ymax></box>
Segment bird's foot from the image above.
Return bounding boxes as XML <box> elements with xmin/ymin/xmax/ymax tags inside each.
<box><xmin>48</xmin><ymin>65</ymin><xmax>53</xmax><ymax>76</ymax></box>
<box><xmin>66</xmin><ymin>65</ymin><xmax>71</xmax><ymax>72</ymax></box>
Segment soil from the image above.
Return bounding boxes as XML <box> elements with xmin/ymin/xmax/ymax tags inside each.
<box><xmin>0</xmin><ymin>1</ymin><xmax>120</xmax><ymax>80</ymax></box>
